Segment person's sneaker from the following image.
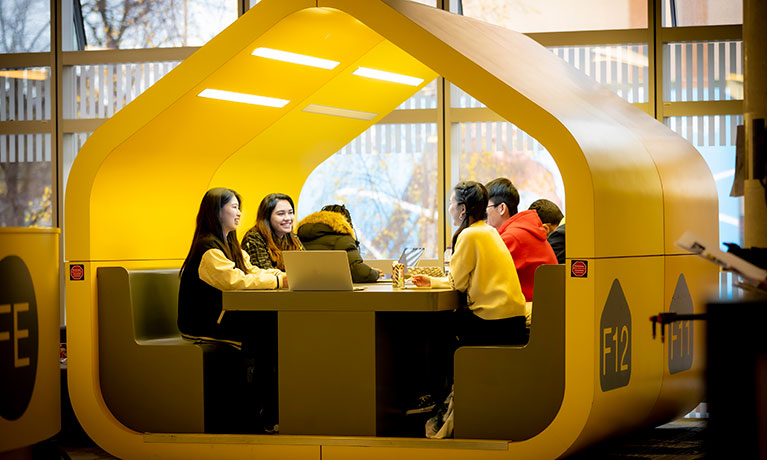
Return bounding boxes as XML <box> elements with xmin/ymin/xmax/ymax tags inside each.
<box><xmin>405</xmin><ymin>394</ymin><xmax>436</xmax><ymax>415</ymax></box>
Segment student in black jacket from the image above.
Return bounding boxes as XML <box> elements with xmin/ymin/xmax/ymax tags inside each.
<box><xmin>178</xmin><ymin>187</ymin><xmax>286</xmax><ymax>432</ymax></box>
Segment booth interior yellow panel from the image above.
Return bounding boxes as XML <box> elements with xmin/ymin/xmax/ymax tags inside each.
<box><xmin>86</xmin><ymin>8</ymin><xmax>435</xmax><ymax>261</ymax></box>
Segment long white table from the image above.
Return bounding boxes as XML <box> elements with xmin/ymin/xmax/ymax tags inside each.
<box><xmin>223</xmin><ymin>284</ymin><xmax>459</xmax><ymax>436</ymax></box>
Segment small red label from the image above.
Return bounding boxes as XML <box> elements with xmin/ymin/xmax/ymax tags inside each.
<box><xmin>70</xmin><ymin>264</ymin><xmax>85</xmax><ymax>281</ymax></box>
<box><xmin>571</xmin><ymin>260</ymin><xmax>588</xmax><ymax>278</ymax></box>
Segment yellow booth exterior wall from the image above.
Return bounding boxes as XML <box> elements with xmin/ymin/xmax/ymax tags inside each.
<box><xmin>63</xmin><ymin>1</ymin><xmax>718</xmax><ymax>459</ymax></box>
<box><xmin>0</xmin><ymin>228</ymin><xmax>61</xmax><ymax>453</ymax></box>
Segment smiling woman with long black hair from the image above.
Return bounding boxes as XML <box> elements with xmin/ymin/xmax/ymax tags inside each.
<box><xmin>241</xmin><ymin>193</ymin><xmax>303</xmax><ymax>270</ymax></box>
<box><xmin>178</xmin><ymin>187</ymin><xmax>286</xmax><ymax>433</ymax></box>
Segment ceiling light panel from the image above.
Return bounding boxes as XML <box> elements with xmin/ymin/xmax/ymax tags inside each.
<box><xmin>252</xmin><ymin>47</ymin><xmax>340</xmax><ymax>70</ymax></box>
<box><xmin>302</xmin><ymin>104</ymin><xmax>377</xmax><ymax>120</ymax></box>
<box><xmin>352</xmin><ymin>67</ymin><xmax>424</xmax><ymax>86</ymax></box>
<box><xmin>198</xmin><ymin>88</ymin><xmax>289</xmax><ymax>108</ymax></box>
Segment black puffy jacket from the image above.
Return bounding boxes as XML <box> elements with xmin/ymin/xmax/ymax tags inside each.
<box><xmin>296</xmin><ymin>211</ymin><xmax>379</xmax><ymax>283</ymax></box>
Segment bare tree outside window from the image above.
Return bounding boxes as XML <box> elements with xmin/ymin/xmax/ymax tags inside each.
<box><xmin>79</xmin><ymin>0</ymin><xmax>236</xmax><ymax>49</ymax></box>
<box><xmin>0</xmin><ymin>0</ymin><xmax>50</xmax><ymax>53</ymax></box>
<box><xmin>1</xmin><ymin>0</ymin><xmax>52</xmax><ymax>227</ymax></box>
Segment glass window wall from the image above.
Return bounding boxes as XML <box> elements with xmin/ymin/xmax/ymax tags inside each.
<box><xmin>0</xmin><ymin>133</ymin><xmax>52</xmax><ymax>227</ymax></box>
<box><xmin>1</xmin><ymin>67</ymin><xmax>52</xmax><ymax>121</ymax></box>
<box><xmin>662</xmin><ymin>0</ymin><xmax>742</xmax><ymax>27</ymax></box>
<box><xmin>298</xmin><ymin>122</ymin><xmax>440</xmax><ymax>260</ymax></box>
<box><xmin>452</xmin><ymin>121</ymin><xmax>564</xmax><ymax>212</ymax></box>
<box><xmin>663</xmin><ymin>41</ymin><xmax>743</xmax><ymax>102</ymax></box>
<box><xmin>0</xmin><ymin>0</ymin><xmax>51</xmax><ymax>53</ymax></box>
<box><xmin>665</xmin><ymin>114</ymin><xmax>743</xmax><ymax>247</ymax></box>
<box><xmin>454</xmin><ymin>0</ymin><xmax>647</xmax><ymax>33</ymax></box>
<box><xmin>78</xmin><ymin>0</ymin><xmax>237</xmax><ymax>49</ymax></box>
<box><xmin>65</xmin><ymin>61</ymin><xmax>180</xmax><ymax>119</ymax></box>
<box><xmin>451</xmin><ymin>44</ymin><xmax>649</xmax><ymax>108</ymax></box>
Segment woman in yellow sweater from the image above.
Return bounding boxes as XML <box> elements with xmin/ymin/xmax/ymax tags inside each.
<box><xmin>410</xmin><ymin>181</ymin><xmax>526</xmax><ymax>438</ymax></box>
<box><xmin>412</xmin><ymin>180</ymin><xmax>526</xmax><ymax>344</ymax></box>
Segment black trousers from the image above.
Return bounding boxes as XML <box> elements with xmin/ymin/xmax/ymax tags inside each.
<box><xmin>218</xmin><ymin>311</ymin><xmax>279</xmax><ymax>428</ymax></box>
<box><xmin>427</xmin><ymin>309</ymin><xmax>527</xmax><ymax>400</ymax></box>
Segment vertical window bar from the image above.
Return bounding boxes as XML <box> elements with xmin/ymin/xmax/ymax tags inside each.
<box><xmin>107</xmin><ymin>65</ymin><xmax>114</xmax><ymax>117</ymax></box>
<box><xmin>674</xmin><ymin>43</ymin><xmax>682</xmax><ymax>101</ymax></box>
<box><xmin>116</xmin><ymin>64</ymin><xmax>125</xmax><ymax>113</ymax></box>
<box><xmin>717</xmin><ymin>42</ymin><xmax>725</xmax><ymax>99</ymax></box>
<box><xmin>718</xmin><ymin>114</ymin><xmax>726</xmax><ymax>147</ymax></box>
<box><xmin>620</xmin><ymin>46</ymin><xmax>628</xmax><ymax>99</ymax></box>
<box><xmin>8</xmin><ymin>77</ymin><xmax>15</xmax><ymax>120</ymax></box>
<box><xmin>19</xmin><ymin>135</ymin><xmax>25</xmax><ymax>162</ymax></box>
<box><xmin>88</xmin><ymin>66</ymin><xmax>96</xmax><ymax>117</ymax></box>
<box><xmin>36</xmin><ymin>133</ymin><xmax>43</xmax><ymax>162</ymax></box>
<box><xmin>683</xmin><ymin>43</ymin><xmax>695</xmax><ymax>101</ymax></box>
<box><xmin>708</xmin><ymin>42</ymin><xmax>715</xmax><ymax>101</ymax></box>
<box><xmin>26</xmin><ymin>78</ymin><xmax>32</xmax><ymax>119</ymax></box>
<box><xmin>10</xmin><ymin>134</ymin><xmax>16</xmax><ymax>162</ymax></box>
<box><xmin>697</xmin><ymin>43</ymin><xmax>704</xmax><ymax>100</ymax></box>
<box><xmin>729</xmin><ymin>41</ymin><xmax>738</xmax><ymax>99</ymax></box>
<box><xmin>34</xmin><ymin>78</ymin><xmax>43</xmax><ymax>120</ymax></box>
<box><xmin>45</xmin><ymin>133</ymin><xmax>51</xmax><ymax>162</ymax></box>
<box><xmin>723</xmin><ymin>42</ymin><xmax>731</xmax><ymax>99</ymax></box>
<box><xmin>98</xmin><ymin>65</ymin><xmax>105</xmax><ymax>118</ymax></box>
<box><xmin>0</xmin><ymin>76</ymin><xmax>6</xmax><ymax>121</ymax></box>
<box><xmin>610</xmin><ymin>46</ymin><xmax>618</xmax><ymax>94</ymax></box>
<box><xmin>79</xmin><ymin>66</ymin><xmax>86</xmax><ymax>118</ymax></box>
<box><xmin>599</xmin><ymin>48</ymin><xmax>606</xmax><ymax>85</ymax></box>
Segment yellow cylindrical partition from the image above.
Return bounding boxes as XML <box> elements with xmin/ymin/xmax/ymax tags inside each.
<box><xmin>0</xmin><ymin>228</ymin><xmax>61</xmax><ymax>453</ymax></box>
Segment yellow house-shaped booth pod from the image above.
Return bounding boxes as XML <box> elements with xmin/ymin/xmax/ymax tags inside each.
<box><xmin>64</xmin><ymin>0</ymin><xmax>718</xmax><ymax>458</ymax></box>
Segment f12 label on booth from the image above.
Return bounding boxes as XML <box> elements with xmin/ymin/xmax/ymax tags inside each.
<box><xmin>600</xmin><ymin>279</ymin><xmax>631</xmax><ymax>391</ymax></box>
<box><xmin>0</xmin><ymin>256</ymin><xmax>39</xmax><ymax>421</ymax></box>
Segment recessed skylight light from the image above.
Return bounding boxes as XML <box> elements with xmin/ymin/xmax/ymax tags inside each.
<box><xmin>198</xmin><ymin>89</ymin><xmax>289</xmax><ymax>108</ymax></box>
<box><xmin>352</xmin><ymin>67</ymin><xmax>423</xmax><ymax>86</ymax></box>
<box><xmin>252</xmin><ymin>47</ymin><xmax>340</xmax><ymax>70</ymax></box>
<box><xmin>302</xmin><ymin>104</ymin><xmax>378</xmax><ymax>121</ymax></box>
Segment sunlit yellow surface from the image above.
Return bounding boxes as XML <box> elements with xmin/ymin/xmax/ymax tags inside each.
<box><xmin>64</xmin><ymin>0</ymin><xmax>718</xmax><ymax>458</ymax></box>
<box><xmin>0</xmin><ymin>229</ymin><xmax>60</xmax><ymax>453</ymax></box>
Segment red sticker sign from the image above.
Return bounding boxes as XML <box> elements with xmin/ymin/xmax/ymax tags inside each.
<box><xmin>70</xmin><ymin>264</ymin><xmax>85</xmax><ymax>281</ymax></box>
<box><xmin>571</xmin><ymin>260</ymin><xmax>588</xmax><ymax>278</ymax></box>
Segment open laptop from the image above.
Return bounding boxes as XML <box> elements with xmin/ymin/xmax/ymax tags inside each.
<box><xmin>283</xmin><ymin>250</ymin><xmax>354</xmax><ymax>291</ymax></box>
<box><xmin>380</xmin><ymin>247</ymin><xmax>425</xmax><ymax>280</ymax></box>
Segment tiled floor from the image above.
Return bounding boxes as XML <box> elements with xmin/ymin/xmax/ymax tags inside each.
<box><xmin>47</xmin><ymin>419</ymin><xmax>705</xmax><ymax>460</ymax></box>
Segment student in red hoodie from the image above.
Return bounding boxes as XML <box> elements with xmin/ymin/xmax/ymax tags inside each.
<box><xmin>484</xmin><ymin>178</ymin><xmax>557</xmax><ymax>302</ymax></box>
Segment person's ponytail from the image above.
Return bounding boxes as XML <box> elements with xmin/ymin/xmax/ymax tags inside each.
<box><xmin>451</xmin><ymin>181</ymin><xmax>489</xmax><ymax>249</ymax></box>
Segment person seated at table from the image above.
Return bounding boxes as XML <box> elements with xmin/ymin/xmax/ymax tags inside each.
<box><xmin>411</xmin><ymin>181</ymin><xmax>526</xmax><ymax>438</ymax></box>
<box><xmin>485</xmin><ymin>177</ymin><xmax>557</xmax><ymax>302</ymax></box>
<box><xmin>241</xmin><ymin>193</ymin><xmax>303</xmax><ymax>271</ymax></box>
<box><xmin>529</xmin><ymin>198</ymin><xmax>565</xmax><ymax>264</ymax></box>
<box><xmin>178</xmin><ymin>187</ymin><xmax>287</xmax><ymax>433</ymax></box>
<box><xmin>296</xmin><ymin>204</ymin><xmax>381</xmax><ymax>283</ymax></box>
